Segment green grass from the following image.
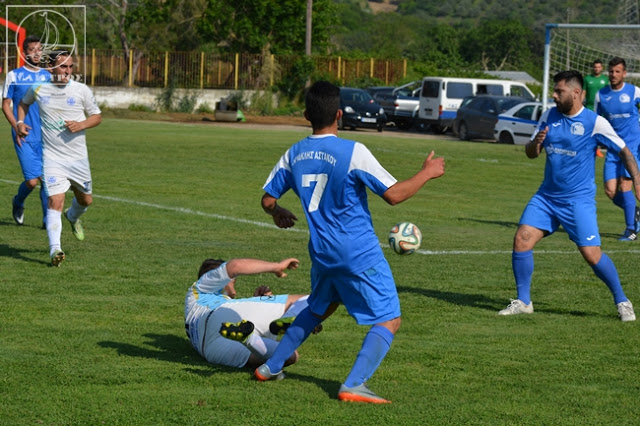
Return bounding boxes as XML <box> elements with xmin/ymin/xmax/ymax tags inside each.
<box><xmin>1</xmin><ymin>119</ymin><xmax>639</xmax><ymax>425</ymax></box>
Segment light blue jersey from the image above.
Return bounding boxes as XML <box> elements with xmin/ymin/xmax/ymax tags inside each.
<box><xmin>263</xmin><ymin>134</ymin><xmax>397</xmax><ymax>274</ymax></box>
<box><xmin>2</xmin><ymin>66</ymin><xmax>50</xmax><ymax>144</ymax></box>
<box><xmin>535</xmin><ymin>106</ymin><xmax>626</xmax><ymax>200</ymax></box>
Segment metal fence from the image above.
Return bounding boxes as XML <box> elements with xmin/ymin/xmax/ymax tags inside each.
<box><xmin>2</xmin><ymin>46</ymin><xmax>407</xmax><ymax>89</ymax></box>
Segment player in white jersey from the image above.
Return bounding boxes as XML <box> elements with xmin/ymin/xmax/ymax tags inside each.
<box><xmin>499</xmin><ymin>70</ymin><xmax>640</xmax><ymax>322</ymax></box>
<box><xmin>2</xmin><ymin>35</ymin><xmax>50</xmax><ymax>228</ymax></box>
<box><xmin>256</xmin><ymin>81</ymin><xmax>445</xmax><ymax>404</ymax></box>
<box><xmin>184</xmin><ymin>257</ymin><xmax>312</xmax><ymax>369</ymax></box>
<box><xmin>17</xmin><ymin>51</ymin><xmax>102</xmax><ymax>267</ymax></box>
<box><xmin>594</xmin><ymin>57</ymin><xmax>640</xmax><ymax>241</ymax></box>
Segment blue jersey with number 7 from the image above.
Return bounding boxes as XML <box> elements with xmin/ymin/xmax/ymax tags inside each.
<box><xmin>263</xmin><ymin>134</ymin><xmax>397</xmax><ymax>273</ymax></box>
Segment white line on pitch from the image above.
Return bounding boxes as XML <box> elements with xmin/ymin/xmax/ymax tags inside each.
<box><xmin>4</xmin><ymin>178</ymin><xmax>640</xmax><ymax>256</ymax></box>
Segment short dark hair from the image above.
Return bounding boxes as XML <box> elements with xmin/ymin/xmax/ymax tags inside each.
<box><xmin>554</xmin><ymin>70</ymin><xmax>583</xmax><ymax>89</ymax></box>
<box><xmin>198</xmin><ymin>258</ymin><xmax>225</xmax><ymax>279</ymax></box>
<box><xmin>593</xmin><ymin>59</ymin><xmax>603</xmax><ymax>66</ymax></box>
<box><xmin>22</xmin><ymin>35</ymin><xmax>40</xmax><ymax>52</ymax></box>
<box><xmin>49</xmin><ymin>50</ymin><xmax>70</xmax><ymax>66</ymax></box>
<box><xmin>609</xmin><ymin>56</ymin><xmax>626</xmax><ymax>70</ymax></box>
<box><xmin>305</xmin><ymin>81</ymin><xmax>340</xmax><ymax>131</ymax></box>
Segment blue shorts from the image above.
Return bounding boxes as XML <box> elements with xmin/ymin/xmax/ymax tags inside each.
<box><xmin>307</xmin><ymin>259</ymin><xmax>401</xmax><ymax>325</ymax></box>
<box><xmin>520</xmin><ymin>193</ymin><xmax>600</xmax><ymax>246</ymax></box>
<box><xmin>14</xmin><ymin>139</ymin><xmax>43</xmax><ymax>181</ymax></box>
<box><xmin>603</xmin><ymin>145</ymin><xmax>640</xmax><ymax>182</ymax></box>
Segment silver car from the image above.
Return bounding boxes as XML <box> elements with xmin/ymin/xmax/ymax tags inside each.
<box><xmin>494</xmin><ymin>102</ymin><xmax>543</xmax><ymax>145</ymax></box>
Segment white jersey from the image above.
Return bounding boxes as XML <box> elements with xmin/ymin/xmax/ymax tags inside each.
<box><xmin>22</xmin><ymin>79</ymin><xmax>101</xmax><ymax>163</ymax></box>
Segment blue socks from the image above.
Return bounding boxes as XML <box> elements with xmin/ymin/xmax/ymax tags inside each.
<box><xmin>613</xmin><ymin>191</ymin><xmax>636</xmax><ymax>230</ymax></box>
<box><xmin>591</xmin><ymin>253</ymin><xmax>627</xmax><ymax>305</ymax></box>
<box><xmin>40</xmin><ymin>185</ymin><xmax>48</xmax><ymax>226</ymax></box>
<box><xmin>15</xmin><ymin>181</ymin><xmax>33</xmax><ymax>206</ymax></box>
<box><xmin>344</xmin><ymin>325</ymin><xmax>395</xmax><ymax>388</ymax></box>
<box><xmin>512</xmin><ymin>250</ymin><xmax>533</xmax><ymax>305</ymax></box>
<box><xmin>265</xmin><ymin>307</ymin><xmax>321</xmax><ymax>373</ymax></box>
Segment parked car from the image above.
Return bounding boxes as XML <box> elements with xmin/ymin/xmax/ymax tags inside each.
<box><xmin>339</xmin><ymin>87</ymin><xmax>387</xmax><ymax>132</ymax></box>
<box><xmin>453</xmin><ymin>95</ymin><xmax>530</xmax><ymax>141</ymax></box>
<box><xmin>494</xmin><ymin>101</ymin><xmax>543</xmax><ymax>145</ymax></box>
<box><xmin>367</xmin><ymin>82</ymin><xmax>421</xmax><ymax>130</ymax></box>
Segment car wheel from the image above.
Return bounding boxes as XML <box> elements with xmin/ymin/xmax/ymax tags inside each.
<box><xmin>498</xmin><ymin>131</ymin><xmax>514</xmax><ymax>144</ymax></box>
<box><xmin>396</xmin><ymin>120</ymin><xmax>412</xmax><ymax>130</ymax></box>
<box><xmin>432</xmin><ymin>124</ymin><xmax>448</xmax><ymax>134</ymax></box>
<box><xmin>458</xmin><ymin>122</ymin><xmax>470</xmax><ymax>141</ymax></box>
<box><xmin>377</xmin><ymin>123</ymin><xmax>384</xmax><ymax>132</ymax></box>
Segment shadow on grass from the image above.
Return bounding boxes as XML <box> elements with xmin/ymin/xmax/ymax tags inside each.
<box><xmin>98</xmin><ymin>333</ymin><xmax>343</xmax><ymax>396</ymax></box>
<box><xmin>98</xmin><ymin>333</ymin><xmax>212</xmax><ymax>369</ymax></box>
<box><xmin>398</xmin><ymin>285</ymin><xmax>607</xmax><ymax>318</ymax></box>
<box><xmin>0</xmin><ymin>243</ymin><xmax>49</xmax><ymax>265</ymax></box>
<box><xmin>458</xmin><ymin>217</ymin><xmax>519</xmax><ymax>228</ymax></box>
<box><xmin>398</xmin><ymin>285</ymin><xmax>504</xmax><ymax>311</ymax></box>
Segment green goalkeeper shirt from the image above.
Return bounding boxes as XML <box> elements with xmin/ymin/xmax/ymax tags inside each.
<box><xmin>583</xmin><ymin>74</ymin><xmax>609</xmax><ymax>111</ymax></box>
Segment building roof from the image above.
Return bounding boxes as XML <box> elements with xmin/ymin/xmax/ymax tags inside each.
<box><xmin>483</xmin><ymin>71</ymin><xmax>539</xmax><ymax>85</ymax></box>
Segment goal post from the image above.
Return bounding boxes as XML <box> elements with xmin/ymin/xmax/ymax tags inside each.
<box><xmin>543</xmin><ymin>23</ymin><xmax>640</xmax><ymax>110</ymax></box>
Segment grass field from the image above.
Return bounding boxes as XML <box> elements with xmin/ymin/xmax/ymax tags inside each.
<box><xmin>1</xmin><ymin>118</ymin><xmax>639</xmax><ymax>425</ymax></box>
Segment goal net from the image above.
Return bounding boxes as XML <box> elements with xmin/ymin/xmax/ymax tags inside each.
<box><xmin>543</xmin><ymin>23</ymin><xmax>640</xmax><ymax>109</ymax></box>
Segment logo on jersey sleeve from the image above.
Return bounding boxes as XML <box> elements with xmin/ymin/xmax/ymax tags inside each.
<box><xmin>571</xmin><ymin>123</ymin><xmax>585</xmax><ymax>136</ymax></box>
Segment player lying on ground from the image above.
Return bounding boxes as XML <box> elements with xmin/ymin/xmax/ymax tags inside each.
<box><xmin>184</xmin><ymin>257</ymin><xmax>318</xmax><ymax>368</ymax></box>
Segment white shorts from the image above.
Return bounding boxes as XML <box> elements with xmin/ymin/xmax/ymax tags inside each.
<box><xmin>43</xmin><ymin>157</ymin><xmax>92</xmax><ymax>197</ymax></box>
<box><xmin>202</xmin><ymin>298</ymin><xmax>287</xmax><ymax>368</ymax></box>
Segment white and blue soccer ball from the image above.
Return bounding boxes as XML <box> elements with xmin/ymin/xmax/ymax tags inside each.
<box><xmin>388</xmin><ymin>222</ymin><xmax>422</xmax><ymax>255</ymax></box>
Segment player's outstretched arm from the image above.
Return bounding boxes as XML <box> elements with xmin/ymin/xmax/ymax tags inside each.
<box><xmin>382</xmin><ymin>150</ymin><xmax>445</xmax><ymax>205</ymax></box>
<box><xmin>226</xmin><ymin>258</ymin><xmax>300</xmax><ymax>279</ymax></box>
<box><xmin>262</xmin><ymin>193</ymin><xmax>298</xmax><ymax>228</ymax></box>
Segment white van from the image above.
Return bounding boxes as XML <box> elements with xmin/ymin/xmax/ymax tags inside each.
<box><xmin>418</xmin><ymin>77</ymin><xmax>536</xmax><ymax>132</ymax></box>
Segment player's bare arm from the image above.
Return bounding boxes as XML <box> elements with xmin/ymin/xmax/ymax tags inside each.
<box><xmin>225</xmin><ymin>258</ymin><xmax>300</xmax><ymax>278</ymax></box>
<box><xmin>15</xmin><ymin>101</ymin><xmax>32</xmax><ymax>145</ymax></box>
<box><xmin>261</xmin><ymin>193</ymin><xmax>298</xmax><ymax>228</ymax></box>
<box><xmin>382</xmin><ymin>150</ymin><xmax>445</xmax><ymax>205</ymax></box>
<box><xmin>618</xmin><ymin>146</ymin><xmax>640</xmax><ymax>201</ymax></box>
<box><xmin>526</xmin><ymin>126</ymin><xmax>548</xmax><ymax>158</ymax></box>
<box><xmin>2</xmin><ymin>98</ymin><xmax>18</xmax><ymax>132</ymax></box>
<box><xmin>65</xmin><ymin>113</ymin><xmax>102</xmax><ymax>133</ymax></box>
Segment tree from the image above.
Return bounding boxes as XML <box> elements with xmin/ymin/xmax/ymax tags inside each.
<box><xmin>196</xmin><ymin>0</ymin><xmax>334</xmax><ymax>54</ymax></box>
<box><xmin>91</xmin><ymin>0</ymin><xmax>207</xmax><ymax>85</ymax></box>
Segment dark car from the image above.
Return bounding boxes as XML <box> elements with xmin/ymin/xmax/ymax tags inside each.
<box><xmin>453</xmin><ymin>95</ymin><xmax>529</xmax><ymax>141</ymax></box>
<box><xmin>339</xmin><ymin>87</ymin><xmax>387</xmax><ymax>132</ymax></box>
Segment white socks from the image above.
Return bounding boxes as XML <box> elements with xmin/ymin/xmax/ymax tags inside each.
<box><xmin>47</xmin><ymin>209</ymin><xmax>62</xmax><ymax>256</ymax></box>
<box><xmin>66</xmin><ymin>197</ymin><xmax>88</xmax><ymax>222</ymax></box>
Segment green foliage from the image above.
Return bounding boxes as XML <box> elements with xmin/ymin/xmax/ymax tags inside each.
<box><xmin>277</xmin><ymin>56</ymin><xmax>315</xmax><ymax>101</ymax></box>
<box><xmin>154</xmin><ymin>82</ymin><xmax>199</xmax><ymax>113</ymax></box>
<box><xmin>128</xmin><ymin>103</ymin><xmax>154</xmax><ymax>112</ymax></box>
<box><xmin>176</xmin><ymin>92</ymin><xmax>199</xmax><ymax>113</ymax></box>
<box><xmin>2</xmin><ymin>117</ymin><xmax>640</xmax><ymax>424</ymax></box>
<box><xmin>195</xmin><ymin>102</ymin><xmax>215</xmax><ymax>114</ymax></box>
<box><xmin>196</xmin><ymin>0</ymin><xmax>335</xmax><ymax>54</ymax></box>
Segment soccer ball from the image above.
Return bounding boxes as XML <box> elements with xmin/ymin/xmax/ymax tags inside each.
<box><xmin>388</xmin><ymin>222</ymin><xmax>422</xmax><ymax>255</ymax></box>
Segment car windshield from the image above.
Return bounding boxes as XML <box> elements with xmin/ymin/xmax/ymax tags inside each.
<box><xmin>342</xmin><ymin>89</ymin><xmax>373</xmax><ymax>104</ymax></box>
<box><xmin>497</xmin><ymin>98</ymin><xmax>526</xmax><ymax>113</ymax></box>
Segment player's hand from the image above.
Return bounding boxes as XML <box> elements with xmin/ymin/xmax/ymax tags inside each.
<box><xmin>533</xmin><ymin>126</ymin><xmax>548</xmax><ymax>145</ymax></box>
<box><xmin>16</xmin><ymin>122</ymin><xmax>30</xmax><ymax>146</ymax></box>
<box><xmin>253</xmin><ymin>285</ymin><xmax>273</xmax><ymax>297</ymax></box>
<box><xmin>274</xmin><ymin>258</ymin><xmax>300</xmax><ymax>277</ymax></box>
<box><xmin>64</xmin><ymin>120</ymin><xmax>84</xmax><ymax>133</ymax></box>
<box><xmin>422</xmin><ymin>150</ymin><xmax>445</xmax><ymax>180</ymax></box>
<box><xmin>272</xmin><ymin>206</ymin><xmax>298</xmax><ymax>229</ymax></box>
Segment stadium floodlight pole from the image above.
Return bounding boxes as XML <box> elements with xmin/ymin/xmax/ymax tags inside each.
<box><xmin>543</xmin><ymin>23</ymin><xmax>640</xmax><ymax>111</ymax></box>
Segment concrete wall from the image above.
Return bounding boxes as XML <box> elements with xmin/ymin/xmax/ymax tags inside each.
<box><xmin>92</xmin><ymin>86</ymin><xmax>266</xmax><ymax>111</ymax></box>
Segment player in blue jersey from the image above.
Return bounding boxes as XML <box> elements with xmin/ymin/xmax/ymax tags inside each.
<box><xmin>2</xmin><ymin>36</ymin><xmax>50</xmax><ymax>227</ymax></box>
<box><xmin>499</xmin><ymin>70</ymin><xmax>639</xmax><ymax>322</ymax></box>
<box><xmin>255</xmin><ymin>81</ymin><xmax>445</xmax><ymax>403</ymax></box>
<box><xmin>594</xmin><ymin>57</ymin><xmax>640</xmax><ymax>241</ymax></box>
